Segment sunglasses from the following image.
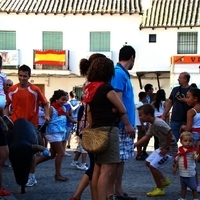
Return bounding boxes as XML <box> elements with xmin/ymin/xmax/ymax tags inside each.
<box><xmin>6</xmin><ymin>84</ymin><xmax>12</xmax><ymax>86</ymax></box>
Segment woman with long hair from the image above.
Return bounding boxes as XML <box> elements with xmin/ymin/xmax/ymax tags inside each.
<box><xmin>70</xmin><ymin>53</ymin><xmax>106</xmax><ymax>200</ymax></box>
<box><xmin>151</xmin><ymin>89</ymin><xmax>167</xmax><ymax>149</ymax></box>
<box><xmin>82</xmin><ymin>57</ymin><xmax>134</xmax><ymax>200</ymax></box>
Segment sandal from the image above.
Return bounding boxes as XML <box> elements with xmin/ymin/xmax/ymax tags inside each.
<box><xmin>55</xmin><ymin>174</ymin><xmax>69</xmax><ymax>182</ymax></box>
<box><xmin>116</xmin><ymin>193</ymin><xmax>137</xmax><ymax>200</ymax></box>
<box><xmin>70</xmin><ymin>197</ymin><xmax>81</xmax><ymax>200</ymax></box>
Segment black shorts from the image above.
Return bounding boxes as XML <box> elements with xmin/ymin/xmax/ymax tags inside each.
<box><xmin>85</xmin><ymin>153</ymin><xmax>95</xmax><ymax>181</ymax></box>
<box><xmin>0</xmin><ymin>129</ymin><xmax>8</xmax><ymax>146</ymax></box>
<box><xmin>38</xmin><ymin>124</ymin><xmax>47</xmax><ymax>133</ymax></box>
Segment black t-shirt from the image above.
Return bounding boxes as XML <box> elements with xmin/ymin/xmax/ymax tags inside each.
<box><xmin>169</xmin><ymin>86</ymin><xmax>191</xmax><ymax>122</ymax></box>
<box><xmin>89</xmin><ymin>83</ymin><xmax>119</xmax><ymax>128</ymax></box>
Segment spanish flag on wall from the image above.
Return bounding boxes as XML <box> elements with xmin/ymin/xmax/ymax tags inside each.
<box><xmin>34</xmin><ymin>50</ymin><xmax>66</xmax><ymax>66</ymax></box>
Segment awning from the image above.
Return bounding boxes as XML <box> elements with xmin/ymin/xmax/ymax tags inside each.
<box><xmin>136</xmin><ymin>71</ymin><xmax>169</xmax><ymax>89</ymax></box>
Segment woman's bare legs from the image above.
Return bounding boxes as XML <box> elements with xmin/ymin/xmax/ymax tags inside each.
<box><xmin>92</xmin><ymin>163</ymin><xmax>115</xmax><ymax>200</ymax></box>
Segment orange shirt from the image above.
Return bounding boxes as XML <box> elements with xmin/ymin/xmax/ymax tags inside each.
<box><xmin>6</xmin><ymin>83</ymin><xmax>47</xmax><ymax>127</ymax></box>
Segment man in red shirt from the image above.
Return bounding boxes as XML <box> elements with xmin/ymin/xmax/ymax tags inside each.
<box><xmin>5</xmin><ymin>65</ymin><xmax>49</xmax><ymax>126</ymax></box>
<box><xmin>5</xmin><ymin>64</ymin><xmax>50</xmax><ymax>187</ymax></box>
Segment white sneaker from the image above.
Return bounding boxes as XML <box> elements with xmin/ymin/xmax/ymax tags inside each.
<box><xmin>65</xmin><ymin>152</ymin><xmax>72</xmax><ymax>157</ymax></box>
<box><xmin>77</xmin><ymin>164</ymin><xmax>88</xmax><ymax>171</ymax></box>
<box><xmin>71</xmin><ymin>161</ymin><xmax>79</xmax><ymax>168</ymax></box>
<box><xmin>26</xmin><ymin>177</ymin><xmax>37</xmax><ymax>187</ymax></box>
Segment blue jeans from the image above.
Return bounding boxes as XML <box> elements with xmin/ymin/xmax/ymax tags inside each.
<box><xmin>170</xmin><ymin>120</ymin><xmax>186</xmax><ymax>142</ymax></box>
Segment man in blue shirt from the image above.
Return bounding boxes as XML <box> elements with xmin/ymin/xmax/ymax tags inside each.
<box><xmin>108</xmin><ymin>46</ymin><xmax>137</xmax><ymax>200</ymax></box>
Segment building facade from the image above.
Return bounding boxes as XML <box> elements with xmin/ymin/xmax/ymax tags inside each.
<box><xmin>0</xmin><ymin>0</ymin><xmax>199</xmax><ymax>101</ymax></box>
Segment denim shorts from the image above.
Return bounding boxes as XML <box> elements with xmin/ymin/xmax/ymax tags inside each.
<box><xmin>180</xmin><ymin>176</ymin><xmax>197</xmax><ymax>190</ymax></box>
<box><xmin>192</xmin><ymin>132</ymin><xmax>200</xmax><ymax>147</ymax></box>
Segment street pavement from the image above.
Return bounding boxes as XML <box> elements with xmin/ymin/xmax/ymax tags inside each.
<box><xmin>1</xmin><ymin>136</ymin><xmax>199</xmax><ymax>200</ymax></box>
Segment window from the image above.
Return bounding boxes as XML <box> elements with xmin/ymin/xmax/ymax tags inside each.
<box><xmin>90</xmin><ymin>32</ymin><xmax>110</xmax><ymax>52</ymax></box>
<box><xmin>73</xmin><ymin>86</ymin><xmax>83</xmax><ymax>100</ymax></box>
<box><xmin>177</xmin><ymin>32</ymin><xmax>198</xmax><ymax>54</ymax></box>
<box><xmin>43</xmin><ymin>31</ymin><xmax>63</xmax><ymax>50</ymax></box>
<box><xmin>41</xmin><ymin>31</ymin><xmax>63</xmax><ymax>70</ymax></box>
<box><xmin>0</xmin><ymin>31</ymin><xmax>17</xmax><ymax>69</ymax></box>
<box><xmin>0</xmin><ymin>31</ymin><xmax>16</xmax><ymax>50</ymax></box>
<box><xmin>149</xmin><ymin>34</ymin><xmax>156</xmax><ymax>43</ymax></box>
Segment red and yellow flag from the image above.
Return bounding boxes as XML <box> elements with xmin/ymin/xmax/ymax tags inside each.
<box><xmin>34</xmin><ymin>50</ymin><xmax>66</xmax><ymax>66</ymax></box>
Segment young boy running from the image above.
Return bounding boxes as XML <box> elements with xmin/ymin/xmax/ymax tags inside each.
<box><xmin>134</xmin><ymin>104</ymin><xmax>178</xmax><ymax>197</ymax></box>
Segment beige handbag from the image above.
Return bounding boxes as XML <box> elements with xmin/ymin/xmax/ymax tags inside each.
<box><xmin>82</xmin><ymin>128</ymin><xmax>110</xmax><ymax>154</ymax></box>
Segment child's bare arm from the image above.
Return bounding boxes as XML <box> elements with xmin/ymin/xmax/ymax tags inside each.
<box><xmin>180</xmin><ymin>109</ymin><xmax>195</xmax><ymax>133</ymax></box>
<box><xmin>173</xmin><ymin>158</ymin><xmax>178</xmax><ymax>174</ymax></box>
<box><xmin>194</xmin><ymin>152</ymin><xmax>199</xmax><ymax>161</ymax></box>
<box><xmin>135</xmin><ymin>135</ymin><xmax>150</xmax><ymax>147</ymax></box>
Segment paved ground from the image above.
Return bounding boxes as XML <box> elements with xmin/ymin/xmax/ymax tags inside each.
<box><xmin>1</xmin><ymin>136</ymin><xmax>199</xmax><ymax>200</ymax></box>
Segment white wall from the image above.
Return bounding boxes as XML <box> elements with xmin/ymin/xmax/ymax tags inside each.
<box><xmin>1</xmin><ymin>13</ymin><xmax>199</xmax><ymax>101</ymax></box>
<box><xmin>1</xmin><ymin>13</ymin><xmax>199</xmax><ymax>75</ymax></box>
<box><xmin>136</xmin><ymin>28</ymin><xmax>200</xmax><ymax>73</ymax></box>
<box><xmin>0</xmin><ymin>13</ymin><xmax>142</xmax><ymax>74</ymax></box>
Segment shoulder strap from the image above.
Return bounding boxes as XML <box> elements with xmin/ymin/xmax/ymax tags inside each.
<box><xmin>192</xmin><ymin>108</ymin><xmax>197</xmax><ymax>114</ymax></box>
<box><xmin>84</xmin><ymin>104</ymin><xmax>87</xmax><ymax>128</ymax></box>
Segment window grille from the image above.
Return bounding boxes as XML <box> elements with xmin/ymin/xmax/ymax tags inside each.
<box><xmin>90</xmin><ymin>32</ymin><xmax>110</xmax><ymax>52</ymax></box>
<box><xmin>177</xmin><ymin>32</ymin><xmax>198</xmax><ymax>54</ymax></box>
<box><xmin>42</xmin><ymin>31</ymin><xmax>63</xmax><ymax>70</ymax></box>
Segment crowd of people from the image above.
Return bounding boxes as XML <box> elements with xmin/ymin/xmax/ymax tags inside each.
<box><xmin>0</xmin><ymin>45</ymin><xmax>200</xmax><ymax>200</ymax></box>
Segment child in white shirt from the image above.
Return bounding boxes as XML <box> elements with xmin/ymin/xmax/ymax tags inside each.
<box><xmin>135</xmin><ymin>91</ymin><xmax>147</xmax><ymax>160</ymax></box>
<box><xmin>173</xmin><ymin>132</ymin><xmax>199</xmax><ymax>200</ymax></box>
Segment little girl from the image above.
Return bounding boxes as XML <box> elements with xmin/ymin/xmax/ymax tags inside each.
<box><xmin>180</xmin><ymin>88</ymin><xmax>200</xmax><ymax>192</ymax></box>
<box><xmin>173</xmin><ymin>132</ymin><xmax>199</xmax><ymax>200</ymax></box>
<box><xmin>180</xmin><ymin>88</ymin><xmax>200</xmax><ymax>148</ymax></box>
<box><xmin>28</xmin><ymin>90</ymin><xmax>69</xmax><ymax>181</ymax></box>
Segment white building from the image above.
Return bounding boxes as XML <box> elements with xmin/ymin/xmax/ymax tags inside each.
<box><xmin>0</xmin><ymin>0</ymin><xmax>199</xmax><ymax>101</ymax></box>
